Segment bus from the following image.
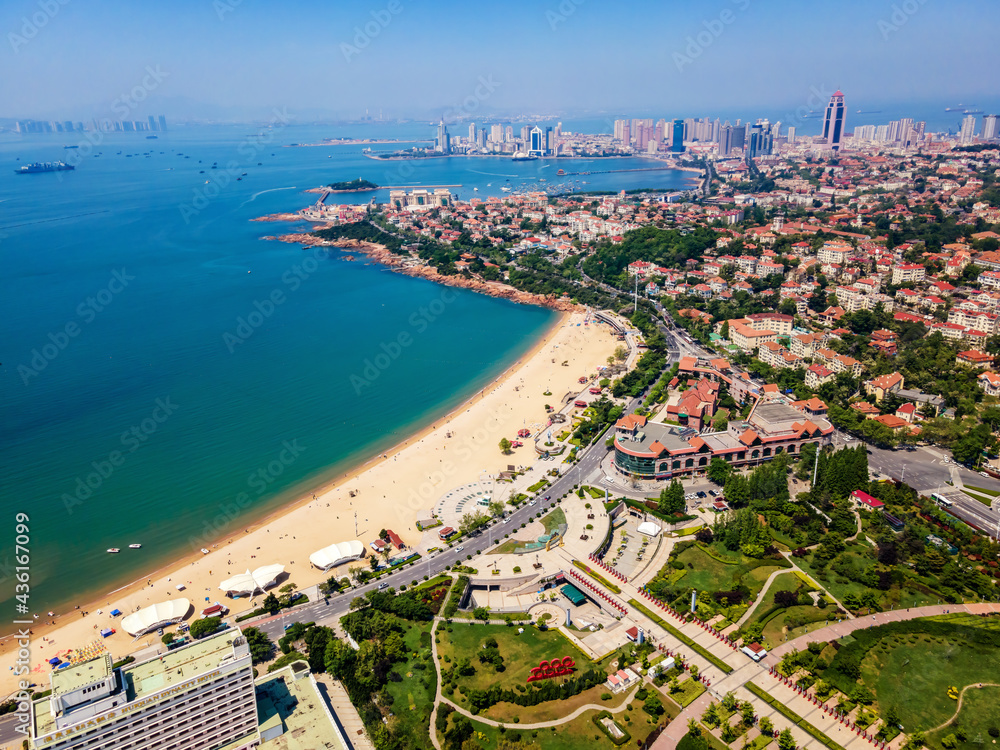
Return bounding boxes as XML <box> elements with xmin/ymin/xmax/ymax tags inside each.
<box><xmin>932</xmin><ymin>493</ymin><xmax>953</xmax><ymax>507</ymax></box>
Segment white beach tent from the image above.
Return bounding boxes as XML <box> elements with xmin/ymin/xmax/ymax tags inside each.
<box><xmin>309</xmin><ymin>540</ymin><xmax>364</xmax><ymax>571</ymax></box>
<box><xmin>637</xmin><ymin>521</ymin><xmax>661</xmax><ymax>537</ymax></box>
<box><xmin>121</xmin><ymin>598</ymin><xmax>191</xmax><ymax>636</ymax></box>
<box><xmin>218</xmin><ymin>564</ymin><xmax>285</xmax><ymax>596</ymax></box>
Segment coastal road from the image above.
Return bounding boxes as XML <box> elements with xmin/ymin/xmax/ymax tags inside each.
<box><xmin>832</xmin><ymin>431</ymin><xmax>1000</xmax><ymax>534</ymax></box>
<box><xmin>252</xmin><ymin>422</ymin><xmax>627</xmax><ymax>643</ymax></box>
<box><xmin>251</xmin><ymin>352</ymin><xmax>662</xmax><ymax>643</ymax></box>
<box><xmin>0</xmin><ymin>715</ymin><xmax>24</xmax><ymax>749</ymax></box>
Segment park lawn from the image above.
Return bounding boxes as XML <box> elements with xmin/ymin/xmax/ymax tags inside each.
<box><xmin>794</xmin><ymin>552</ymin><xmax>874</xmax><ymax>605</ymax></box>
<box><xmin>925</xmin><ymin>686</ymin><xmax>1000</xmax><ymax>750</ymax></box>
<box><xmin>742</xmin><ymin>572</ymin><xmax>806</xmax><ymax>628</ymax></box>
<box><xmin>664</xmin><ymin>676</ymin><xmax>707</xmax><ymax>707</ymax></box>
<box><xmin>762</xmin><ymin>605</ymin><xmax>832</xmax><ymax>645</ymax></box>
<box><xmin>384</xmin><ymin>619</ymin><xmax>437</xmax><ymax>750</ymax></box>
<box><xmin>482</xmin><ymin>682</ymin><xmax>630</xmax><ymax>723</ymax></box>
<box><xmin>859</xmin><ymin>632</ymin><xmax>1000</xmax><ymax>732</ymax></box>
<box><xmin>541</xmin><ymin>507</ymin><xmax>567</xmax><ymax>534</ymax></box>
<box><xmin>457</xmin><ymin>704</ymin><xmax>664</xmax><ymax>750</ymax></box>
<box><xmin>438</xmin><ymin>622</ymin><xmax>591</xmax><ymax>704</ymax></box>
<box><xmin>964</xmin><ymin>484</ymin><xmax>999</xmax><ymax>497</ymax></box>
<box><xmin>673</xmin><ymin>544</ymin><xmax>786</xmax><ymax>599</ymax></box>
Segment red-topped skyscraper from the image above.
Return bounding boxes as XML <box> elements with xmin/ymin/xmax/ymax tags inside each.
<box><xmin>823</xmin><ymin>90</ymin><xmax>846</xmax><ymax>151</ymax></box>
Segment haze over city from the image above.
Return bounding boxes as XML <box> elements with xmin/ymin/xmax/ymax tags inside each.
<box><xmin>3</xmin><ymin>0</ymin><xmax>1000</xmax><ymax>122</ymax></box>
<box><xmin>4</xmin><ymin>2</ymin><xmax>1000</xmax><ymax>750</ymax></box>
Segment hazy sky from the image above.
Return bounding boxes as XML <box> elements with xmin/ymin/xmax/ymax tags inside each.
<box><xmin>2</xmin><ymin>0</ymin><xmax>997</xmax><ymax>122</ymax></box>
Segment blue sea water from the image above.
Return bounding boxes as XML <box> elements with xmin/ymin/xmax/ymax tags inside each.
<box><xmin>0</xmin><ymin>124</ymin><xmax>693</xmax><ymax>622</ymax></box>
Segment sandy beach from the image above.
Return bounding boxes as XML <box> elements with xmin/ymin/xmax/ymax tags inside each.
<box><xmin>0</xmin><ymin>310</ymin><xmax>617</xmax><ymax>697</ymax></box>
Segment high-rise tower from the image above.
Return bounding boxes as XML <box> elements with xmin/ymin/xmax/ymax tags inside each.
<box><xmin>822</xmin><ymin>91</ymin><xmax>846</xmax><ymax>151</ymax></box>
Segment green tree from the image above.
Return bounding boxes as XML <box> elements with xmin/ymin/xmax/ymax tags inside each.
<box><xmin>473</xmin><ymin>606</ymin><xmax>491</xmax><ymax>621</ymax></box>
<box><xmin>702</xmin><ymin>701</ymin><xmax>721</xmax><ymax>728</ymax></box>
<box><xmin>643</xmin><ymin>692</ymin><xmax>664</xmax><ymax>717</ymax></box>
<box><xmin>189</xmin><ymin>616</ymin><xmax>221</xmax><ymax>639</ymax></box>
<box><xmin>242</xmin><ymin>626</ymin><xmax>275</xmax><ymax>664</ymax></box>
<box><xmin>499</xmin><ymin>437</ymin><xmax>512</xmax><ymax>454</ymax></box>
<box><xmin>659</xmin><ymin>480</ymin><xmax>686</xmax><ymax>514</ymax></box>
<box><xmin>262</xmin><ymin>592</ymin><xmax>281</xmax><ymax>614</ymax></box>
<box><xmin>759</xmin><ymin>717</ymin><xmax>774</xmax><ymax>736</ymax></box>
<box><xmin>777</xmin><ymin>728</ymin><xmax>797</xmax><ymax>750</ymax></box>
<box><xmin>707</xmin><ymin>457</ymin><xmax>732</xmax><ymax>485</ymax></box>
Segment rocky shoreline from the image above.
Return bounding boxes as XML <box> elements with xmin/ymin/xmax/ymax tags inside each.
<box><xmin>262</xmin><ymin>229</ymin><xmax>579</xmax><ymax>312</ymax></box>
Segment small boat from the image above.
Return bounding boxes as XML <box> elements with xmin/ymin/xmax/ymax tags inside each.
<box><xmin>201</xmin><ymin>548</ymin><xmax>210</xmax><ymax>554</ymax></box>
<box><xmin>129</xmin><ymin>544</ymin><xmax>142</xmax><ymax>549</ymax></box>
<box><xmin>107</xmin><ymin>548</ymin><xmax>120</xmax><ymax>554</ymax></box>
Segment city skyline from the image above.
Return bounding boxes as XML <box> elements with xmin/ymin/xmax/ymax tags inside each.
<box><xmin>1</xmin><ymin>0</ymin><xmax>998</xmax><ymax>122</ymax></box>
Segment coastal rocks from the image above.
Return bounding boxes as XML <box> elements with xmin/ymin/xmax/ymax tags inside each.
<box><xmin>250</xmin><ymin>213</ymin><xmax>309</xmax><ymax>223</ymax></box>
<box><xmin>264</xmin><ymin>231</ymin><xmax>579</xmax><ymax>312</ymax></box>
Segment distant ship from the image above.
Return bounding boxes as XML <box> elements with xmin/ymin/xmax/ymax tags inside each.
<box><xmin>15</xmin><ymin>161</ymin><xmax>75</xmax><ymax>174</ymax></box>
<box><xmin>511</xmin><ymin>152</ymin><xmax>537</xmax><ymax>161</ymax></box>
<box><xmin>964</xmin><ymin>109</ymin><xmax>984</xmax><ymax>115</ymax></box>
<box><xmin>64</xmin><ymin>145</ymin><xmax>79</xmax><ymax>149</ymax></box>
<box><xmin>146</xmin><ymin>135</ymin><xmax>158</xmax><ymax>139</ymax></box>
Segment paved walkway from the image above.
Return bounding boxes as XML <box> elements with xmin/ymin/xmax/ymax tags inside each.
<box><xmin>767</xmin><ymin>602</ymin><xmax>1000</xmax><ymax>660</ymax></box>
<box><xmin>642</xmin><ymin>601</ymin><xmax>1000</xmax><ymax>750</ymax></box>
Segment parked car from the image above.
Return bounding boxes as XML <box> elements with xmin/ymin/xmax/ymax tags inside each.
<box><xmin>696</xmin><ymin>491</ymin><xmax>707</xmax><ymax>498</ymax></box>
<box><xmin>709</xmin><ymin>490</ymin><xmax>718</xmax><ymax>497</ymax></box>
<box><xmin>378</xmin><ymin>582</ymin><xmax>389</xmax><ymax>590</ymax></box>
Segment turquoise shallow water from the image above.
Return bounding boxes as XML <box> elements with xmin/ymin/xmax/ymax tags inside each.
<box><xmin>0</xmin><ymin>123</ymin><xmax>691</xmax><ymax>622</ymax></box>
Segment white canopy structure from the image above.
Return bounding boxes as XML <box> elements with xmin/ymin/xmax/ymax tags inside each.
<box><xmin>637</xmin><ymin>521</ymin><xmax>661</xmax><ymax>537</ymax></box>
<box><xmin>218</xmin><ymin>564</ymin><xmax>285</xmax><ymax>596</ymax></box>
<box><xmin>309</xmin><ymin>540</ymin><xmax>364</xmax><ymax>571</ymax></box>
<box><xmin>121</xmin><ymin>598</ymin><xmax>191</xmax><ymax>636</ymax></box>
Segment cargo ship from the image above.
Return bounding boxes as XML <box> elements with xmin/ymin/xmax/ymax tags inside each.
<box><xmin>15</xmin><ymin>161</ymin><xmax>75</xmax><ymax>174</ymax></box>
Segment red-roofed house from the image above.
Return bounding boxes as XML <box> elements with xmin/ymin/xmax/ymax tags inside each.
<box><xmin>865</xmin><ymin>372</ymin><xmax>904</xmax><ymax>402</ymax></box>
<box><xmin>851</xmin><ymin>490</ymin><xmax>885</xmax><ymax>511</ymax></box>
<box><xmin>957</xmin><ymin>350</ymin><xmax>995</xmax><ymax>369</ymax></box>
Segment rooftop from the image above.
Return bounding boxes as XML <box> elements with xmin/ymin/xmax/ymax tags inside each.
<box><xmin>50</xmin><ymin>654</ymin><xmax>113</xmax><ymax>697</ymax></box>
<box><xmin>256</xmin><ymin>668</ymin><xmax>349</xmax><ymax>750</ymax></box>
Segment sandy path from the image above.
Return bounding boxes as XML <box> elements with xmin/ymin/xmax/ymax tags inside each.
<box><xmin>0</xmin><ymin>311</ymin><xmax>617</xmax><ymax>697</ymax></box>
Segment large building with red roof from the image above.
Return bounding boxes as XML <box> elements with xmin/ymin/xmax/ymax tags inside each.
<box><xmin>612</xmin><ymin>393</ymin><xmax>833</xmax><ymax>480</ymax></box>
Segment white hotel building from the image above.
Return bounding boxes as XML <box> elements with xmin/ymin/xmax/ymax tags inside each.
<box><xmin>32</xmin><ymin>629</ymin><xmax>258</xmax><ymax>750</ymax></box>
